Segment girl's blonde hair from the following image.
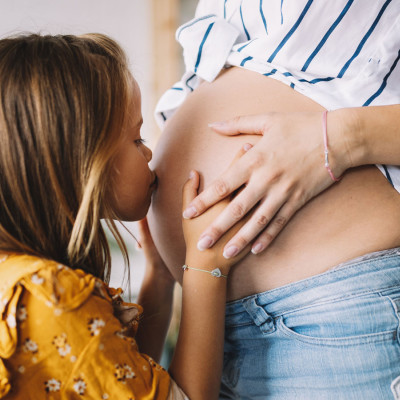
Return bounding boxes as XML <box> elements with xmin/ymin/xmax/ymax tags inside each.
<box><xmin>0</xmin><ymin>33</ymin><xmax>133</xmax><ymax>281</ymax></box>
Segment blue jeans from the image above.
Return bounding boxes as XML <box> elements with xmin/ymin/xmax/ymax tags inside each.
<box><xmin>221</xmin><ymin>248</ymin><xmax>400</xmax><ymax>399</ymax></box>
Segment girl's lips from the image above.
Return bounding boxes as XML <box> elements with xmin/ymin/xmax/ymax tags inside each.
<box><xmin>150</xmin><ymin>172</ymin><xmax>158</xmax><ymax>188</ymax></box>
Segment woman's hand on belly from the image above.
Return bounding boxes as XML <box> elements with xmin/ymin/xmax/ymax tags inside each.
<box><xmin>182</xmin><ymin>110</ymin><xmax>352</xmax><ymax>259</ymax></box>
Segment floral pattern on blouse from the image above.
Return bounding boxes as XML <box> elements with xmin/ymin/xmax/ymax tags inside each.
<box><xmin>87</xmin><ymin>317</ymin><xmax>105</xmax><ymax>336</ymax></box>
<box><xmin>73</xmin><ymin>377</ymin><xmax>87</xmax><ymax>395</ymax></box>
<box><xmin>22</xmin><ymin>338</ymin><xmax>38</xmax><ymax>354</ymax></box>
<box><xmin>52</xmin><ymin>333</ymin><xmax>71</xmax><ymax>357</ymax></box>
<box><xmin>15</xmin><ymin>305</ymin><xmax>27</xmax><ymax>322</ymax></box>
<box><xmin>44</xmin><ymin>378</ymin><xmax>61</xmax><ymax>392</ymax></box>
<box><xmin>0</xmin><ymin>254</ymin><xmax>187</xmax><ymax>399</ymax></box>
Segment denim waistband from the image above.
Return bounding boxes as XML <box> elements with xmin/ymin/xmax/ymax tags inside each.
<box><xmin>225</xmin><ymin>247</ymin><xmax>400</xmax><ymax>322</ymax></box>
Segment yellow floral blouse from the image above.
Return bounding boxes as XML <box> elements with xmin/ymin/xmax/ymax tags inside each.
<box><xmin>0</xmin><ymin>254</ymin><xmax>187</xmax><ymax>399</ymax></box>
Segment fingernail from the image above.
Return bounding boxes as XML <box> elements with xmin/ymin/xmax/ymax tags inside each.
<box><xmin>243</xmin><ymin>143</ymin><xmax>252</xmax><ymax>151</ymax></box>
<box><xmin>197</xmin><ymin>235</ymin><xmax>214</xmax><ymax>251</ymax></box>
<box><xmin>183</xmin><ymin>206</ymin><xmax>197</xmax><ymax>219</ymax></box>
<box><xmin>189</xmin><ymin>170</ymin><xmax>195</xmax><ymax>179</ymax></box>
<box><xmin>251</xmin><ymin>243</ymin><xmax>264</xmax><ymax>255</ymax></box>
<box><xmin>208</xmin><ymin>121</ymin><xmax>226</xmax><ymax>128</ymax></box>
<box><xmin>223</xmin><ymin>245</ymin><xmax>239</xmax><ymax>259</ymax></box>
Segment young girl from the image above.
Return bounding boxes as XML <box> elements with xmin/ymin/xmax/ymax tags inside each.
<box><xmin>0</xmin><ymin>33</ymin><xmax>247</xmax><ymax>399</ymax></box>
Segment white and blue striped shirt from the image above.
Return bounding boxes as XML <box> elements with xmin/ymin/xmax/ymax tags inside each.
<box><xmin>156</xmin><ymin>0</ymin><xmax>400</xmax><ymax>190</ymax></box>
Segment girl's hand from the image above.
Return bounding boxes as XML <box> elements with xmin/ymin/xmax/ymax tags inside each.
<box><xmin>137</xmin><ymin>218</ymin><xmax>174</xmax><ymax>284</ymax></box>
<box><xmin>136</xmin><ymin>218</ymin><xmax>175</xmax><ymax>361</ymax></box>
<box><xmin>182</xmin><ymin>146</ymin><xmax>252</xmax><ymax>274</ymax></box>
<box><xmin>182</xmin><ymin>111</ymin><xmax>353</xmax><ymax>258</ymax></box>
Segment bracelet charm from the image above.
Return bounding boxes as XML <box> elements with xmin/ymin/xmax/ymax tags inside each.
<box><xmin>182</xmin><ymin>265</ymin><xmax>227</xmax><ymax>278</ymax></box>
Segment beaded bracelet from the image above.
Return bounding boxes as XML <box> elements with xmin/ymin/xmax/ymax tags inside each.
<box><xmin>322</xmin><ymin>110</ymin><xmax>342</xmax><ymax>182</ymax></box>
<box><xmin>182</xmin><ymin>265</ymin><xmax>227</xmax><ymax>278</ymax></box>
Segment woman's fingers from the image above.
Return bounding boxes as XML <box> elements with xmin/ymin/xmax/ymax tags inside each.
<box><xmin>251</xmin><ymin>201</ymin><xmax>298</xmax><ymax>254</ymax></box>
<box><xmin>186</xmin><ymin>111</ymin><xmax>334</xmax><ymax>256</ymax></box>
<box><xmin>208</xmin><ymin>114</ymin><xmax>269</xmax><ymax>136</ymax></box>
<box><xmin>182</xmin><ymin>145</ymin><xmax>252</xmax><ymax>219</ymax></box>
<box><xmin>222</xmin><ymin>196</ymin><xmax>300</xmax><ymax>258</ymax></box>
<box><xmin>195</xmin><ymin>174</ymin><xmax>306</xmax><ymax>257</ymax></box>
<box><xmin>182</xmin><ymin>170</ymin><xmax>200</xmax><ymax>212</ymax></box>
<box><xmin>196</xmin><ymin>181</ymin><xmax>265</xmax><ymax>251</ymax></box>
<box><xmin>229</xmin><ymin>143</ymin><xmax>253</xmax><ymax>166</ymax></box>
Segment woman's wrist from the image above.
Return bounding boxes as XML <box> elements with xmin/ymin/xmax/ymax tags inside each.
<box><xmin>328</xmin><ymin>108</ymin><xmax>368</xmax><ymax>171</ymax></box>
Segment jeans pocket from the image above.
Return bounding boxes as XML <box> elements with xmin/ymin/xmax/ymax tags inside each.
<box><xmin>277</xmin><ymin>292</ymin><xmax>399</xmax><ymax>346</ymax></box>
<box><xmin>392</xmin><ymin>376</ymin><xmax>400</xmax><ymax>400</ymax></box>
<box><xmin>379</xmin><ymin>287</ymin><xmax>400</xmax><ymax>345</ymax></box>
<box><xmin>222</xmin><ymin>351</ymin><xmax>243</xmax><ymax>388</ymax></box>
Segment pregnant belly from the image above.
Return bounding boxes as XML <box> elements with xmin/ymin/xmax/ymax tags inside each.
<box><xmin>148</xmin><ymin>67</ymin><xmax>400</xmax><ymax>301</ymax></box>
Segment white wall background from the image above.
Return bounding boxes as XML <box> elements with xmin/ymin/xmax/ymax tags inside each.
<box><xmin>0</xmin><ymin>0</ymin><xmax>154</xmax><ymax>141</ymax></box>
<box><xmin>0</xmin><ymin>0</ymin><xmax>155</xmax><ymax>295</ymax></box>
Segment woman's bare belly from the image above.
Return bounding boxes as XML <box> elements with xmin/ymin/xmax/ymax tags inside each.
<box><xmin>147</xmin><ymin>67</ymin><xmax>400</xmax><ymax>301</ymax></box>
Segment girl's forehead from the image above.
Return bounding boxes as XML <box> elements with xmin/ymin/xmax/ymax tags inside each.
<box><xmin>131</xmin><ymin>76</ymin><xmax>139</xmax><ymax>91</ymax></box>
<box><xmin>130</xmin><ymin>77</ymin><xmax>142</xmax><ymax>107</ymax></box>
<box><xmin>130</xmin><ymin>75</ymin><xmax>141</xmax><ymax>96</ymax></box>
<box><xmin>125</xmin><ymin>78</ymin><xmax>142</xmax><ymax>126</ymax></box>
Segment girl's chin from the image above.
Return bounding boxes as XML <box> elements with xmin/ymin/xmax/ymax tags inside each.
<box><xmin>110</xmin><ymin>191</ymin><xmax>153</xmax><ymax>222</ymax></box>
<box><xmin>130</xmin><ymin>200</ymin><xmax>152</xmax><ymax>222</ymax></box>
<box><xmin>112</xmin><ymin>203</ymin><xmax>150</xmax><ymax>222</ymax></box>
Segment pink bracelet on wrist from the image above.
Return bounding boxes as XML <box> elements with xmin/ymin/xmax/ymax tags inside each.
<box><xmin>322</xmin><ymin>110</ymin><xmax>342</xmax><ymax>182</ymax></box>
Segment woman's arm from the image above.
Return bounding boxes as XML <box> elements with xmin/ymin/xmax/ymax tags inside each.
<box><xmin>182</xmin><ymin>105</ymin><xmax>400</xmax><ymax>257</ymax></box>
<box><xmin>344</xmin><ymin>105</ymin><xmax>400</xmax><ymax>166</ymax></box>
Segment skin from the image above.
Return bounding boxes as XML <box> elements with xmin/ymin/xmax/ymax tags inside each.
<box><xmin>111</xmin><ymin>77</ymin><xmax>250</xmax><ymax>399</ymax></box>
<box><xmin>186</xmin><ymin>104</ymin><xmax>400</xmax><ymax>258</ymax></box>
<box><xmin>148</xmin><ymin>67</ymin><xmax>400</xmax><ymax>301</ymax></box>
<box><xmin>136</xmin><ymin>157</ymin><xmax>250</xmax><ymax>399</ymax></box>
<box><xmin>110</xmin><ymin>79</ymin><xmax>156</xmax><ymax>221</ymax></box>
